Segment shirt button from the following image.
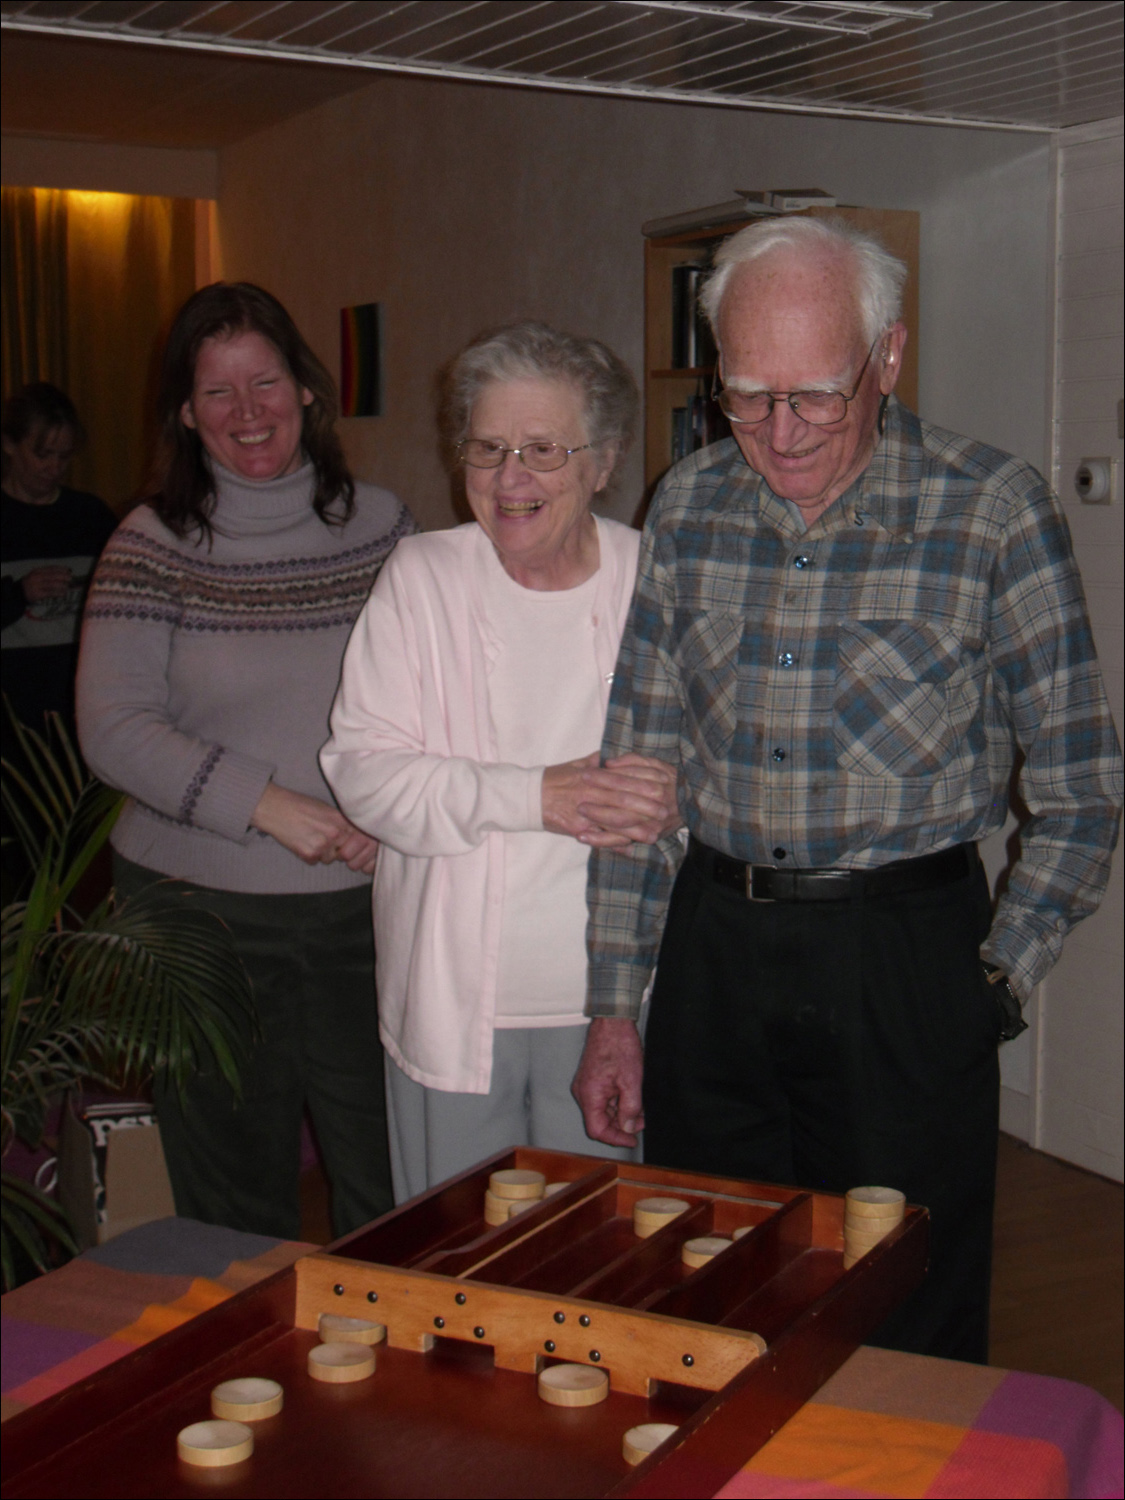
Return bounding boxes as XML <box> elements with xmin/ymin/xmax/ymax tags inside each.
<box><xmin>772</xmin><ymin>748</ymin><xmax>786</xmax><ymax>762</ymax></box>
<box><xmin>777</xmin><ymin>651</ymin><xmax>796</xmax><ymax>667</ymax></box>
<box><xmin>773</xmin><ymin>847</ymin><xmax>787</xmax><ymax>861</ymax></box>
<box><xmin>793</xmin><ymin>554</ymin><xmax>811</xmax><ymax>569</ymax></box>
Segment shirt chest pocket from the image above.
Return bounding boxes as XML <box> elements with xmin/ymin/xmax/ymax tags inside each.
<box><xmin>674</xmin><ymin>609</ymin><xmax>744</xmax><ymax>761</ymax></box>
<box><xmin>834</xmin><ymin>619</ymin><xmax>973</xmax><ymax>778</ymax></box>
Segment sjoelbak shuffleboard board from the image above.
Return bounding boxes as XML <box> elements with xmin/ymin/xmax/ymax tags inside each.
<box><xmin>2</xmin><ymin>1148</ymin><xmax>928</xmax><ymax>1498</ymax></box>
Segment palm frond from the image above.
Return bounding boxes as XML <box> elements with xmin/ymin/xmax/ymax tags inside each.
<box><xmin>1</xmin><ymin>1171</ymin><xmax>78</xmax><ymax>1290</ymax></box>
<box><xmin>2</xmin><ymin>708</ymin><xmax>254</xmax><ymax>1287</ymax></box>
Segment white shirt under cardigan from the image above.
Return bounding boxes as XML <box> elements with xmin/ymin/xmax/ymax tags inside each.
<box><xmin>321</xmin><ymin>516</ymin><xmax>641</xmax><ymax>1095</ymax></box>
<box><xmin>77</xmin><ymin>461</ymin><xmax>414</xmax><ymax>894</ymax></box>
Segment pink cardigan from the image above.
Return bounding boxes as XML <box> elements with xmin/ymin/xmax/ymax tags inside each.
<box><xmin>321</xmin><ymin>518</ymin><xmax>640</xmax><ymax>1093</ymax></box>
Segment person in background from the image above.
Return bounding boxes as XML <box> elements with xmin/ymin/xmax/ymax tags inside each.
<box><xmin>2</xmin><ymin>383</ymin><xmax>116</xmax><ymax>740</ymax></box>
<box><xmin>573</xmin><ymin>216</ymin><xmax>1122</xmax><ymax>1363</ymax></box>
<box><xmin>321</xmin><ymin>322</ymin><xmax>680</xmax><ymax>1200</ymax></box>
<box><xmin>78</xmin><ymin>282</ymin><xmax>415</xmax><ymax>1239</ymax></box>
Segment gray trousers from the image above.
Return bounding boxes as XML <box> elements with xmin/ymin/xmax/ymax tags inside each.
<box><xmin>385</xmin><ymin>1025</ymin><xmax>634</xmax><ymax>1202</ymax></box>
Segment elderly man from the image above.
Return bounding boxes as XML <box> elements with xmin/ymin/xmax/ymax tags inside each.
<box><xmin>573</xmin><ymin>216</ymin><xmax>1121</xmax><ymax>1362</ymax></box>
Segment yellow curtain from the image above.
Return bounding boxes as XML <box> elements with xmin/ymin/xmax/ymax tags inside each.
<box><xmin>65</xmin><ymin>192</ymin><xmax>197</xmax><ymax>508</ymax></box>
<box><xmin>1</xmin><ymin>186</ymin><xmax>69</xmax><ymax>396</ymax></box>
<box><xmin>1</xmin><ymin>188</ymin><xmax>197</xmax><ymax>511</ymax></box>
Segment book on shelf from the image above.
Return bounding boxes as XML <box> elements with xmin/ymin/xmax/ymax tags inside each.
<box><xmin>671</xmin><ymin>387</ymin><xmax>730</xmax><ymax>464</ymax></box>
<box><xmin>671</xmin><ymin>264</ymin><xmax>717</xmax><ymax>370</ymax></box>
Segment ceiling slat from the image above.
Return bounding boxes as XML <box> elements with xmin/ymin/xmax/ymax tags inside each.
<box><xmin>2</xmin><ymin>0</ymin><xmax>1121</xmax><ymax>130</ymax></box>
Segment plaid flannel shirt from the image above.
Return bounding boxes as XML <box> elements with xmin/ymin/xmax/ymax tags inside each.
<box><xmin>586</xmin><ymin>400</ymin><xmax>1122</xmax><ymax>1014</ymax></box>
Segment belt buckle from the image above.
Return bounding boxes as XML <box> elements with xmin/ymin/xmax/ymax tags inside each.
<box><xmin>746</xmin><ymin>864</ymin><xmax>776</xmax><ymax>902</ymax></box>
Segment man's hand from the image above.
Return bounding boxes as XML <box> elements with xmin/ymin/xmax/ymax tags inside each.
<box><xmin>21</xmin><ymin>565</ymin><xmax>72</xmax><ymax>606</ymax></box>
<box><xmin>250</xmin><ymin>782</ymin><xmax>379</xmax><ymax>872</ymax></box>
<box><xmin>571</xmin><ymin>1017</ymin><xmax>645</xmax><ymax>1148</ymax></box>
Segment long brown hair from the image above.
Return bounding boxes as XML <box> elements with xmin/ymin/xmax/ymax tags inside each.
<box><xmin>152</xmin><ymin>282</ymin><xmax>354</xmax><ymax>539</ymax></box>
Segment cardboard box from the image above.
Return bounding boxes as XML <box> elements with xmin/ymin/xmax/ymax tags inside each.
<box><xmin>57</xmin><ymin>1099</ymin><xmax>176</xmax><ymax>1250</ymax></box>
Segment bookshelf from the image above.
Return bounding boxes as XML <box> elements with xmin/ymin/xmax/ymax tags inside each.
<box><xmin>642</xmin><ymin>207</ymin><xmax>920</xmax><ymax>490</ymax></box>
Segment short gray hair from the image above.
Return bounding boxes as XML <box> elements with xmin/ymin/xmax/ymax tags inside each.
<box><xmin>441</xmin><ymin>320</ymin><xmax>638</xmax><ymax>459</ymax></box>
<box><xmin>699</xmin><ymin>216</ymin><xmax>907</xmax><ymax>344</ymax></box>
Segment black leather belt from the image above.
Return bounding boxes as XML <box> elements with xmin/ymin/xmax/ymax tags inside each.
<box><xmin>688</xmin><ymin>837</ymin><xmax>975</xmax><ymax>902</ymax></box>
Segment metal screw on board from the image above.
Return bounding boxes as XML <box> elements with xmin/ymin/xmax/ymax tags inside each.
<box><xmin>682</xmin><ymin>1354</ymin><xmax>695</xmax><ymax>1367</ymax></box>
<box><xmin>544</xmin><ymin>1340</ymin><xmax>556</xmax><ymax>1353</ymax></box>
<box><xmin>455</xmin><ymin>1293</ymin><xmax>467</xmax><ymax>1305</ymax></box>
<box><xmin>589</xmin><ymin>1349</ymin><xmax>601</xmax><ymax>1362</ymax></box>
<box><xmin>554</xmin><ymin>1311</ymin><xmax>566</xmax><ymax>1323</ymax></box>
<box><xmin>333</xmin><ymin>1284</ymin><xmax>345</xmax><ymax>1296</ymax></box>
<box><xmin>367</xmin><ymin>1291</ymin><xmax>378</xmax><ymax>1304</ymax></box>
<box><xmin>434</xmin><ymin>1317</ymin><xmax>445</xmax><ymax>1329</ymax></box>
<box><xmin>473</xmin><ymin>1326</ymin><xmax>486</xmax><ymax>1339</ymax></box>
<box><xmin>579</xmin><ymin>1315</ymin><xmax>591</xmax><ymax>1327</ymax></box>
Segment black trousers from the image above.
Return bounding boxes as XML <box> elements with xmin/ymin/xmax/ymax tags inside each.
<box><xmin>115</xmin><ymin>857</ymin><xmax>393</xmax><ymax>1241</ymax></box>
<box><xmin>643</xmin><ymin>847</ymin><xmax>1001</xmax><ymax>1363</ymax></box>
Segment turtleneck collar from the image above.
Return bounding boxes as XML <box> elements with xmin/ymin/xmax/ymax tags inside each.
<box><xmin>208</xmin><ymin>458</ymin><xmax>319</xmax><ymax>535</ymax></box>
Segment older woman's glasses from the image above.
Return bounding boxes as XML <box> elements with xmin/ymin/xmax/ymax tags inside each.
<box><xmin>712</xmin><ymin>339</ymin><xmax>881</xmax><ymax>427</ymax></box>
<box><xmin>458</xmin><ymin>439</ymin><xmax>593</xmax><ymax>472</ymax></box>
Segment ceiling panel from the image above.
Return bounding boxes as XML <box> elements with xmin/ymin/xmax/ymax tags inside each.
<box><xmin>2</xmin><ymin>0</ymin><xmax>1122</xmax><ymax>141</ymax></box>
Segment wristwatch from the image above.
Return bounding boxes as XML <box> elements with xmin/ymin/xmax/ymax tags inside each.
<box><xmin>981</xmin><ymin>963</ymin><xmax>1028</xmax><ymax>1041</ymax></box>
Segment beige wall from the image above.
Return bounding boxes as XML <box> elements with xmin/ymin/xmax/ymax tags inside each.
<box><xmin>1</xmin><ymin>134</ymin><xmax>218</xmax><ymax>200</ymax></box>
<box><xmin>1035</xmin><ymin>120</ymin><xmax>1124</xmax><ymax>1181</ymax></box>
<box><xmin>214</xmin><ymin>73</ymin><xmax>1053</xmax><ymax>532</ymax></box>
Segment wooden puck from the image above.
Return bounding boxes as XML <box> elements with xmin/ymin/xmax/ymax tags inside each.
<box><xmin>308</xmin><ymin>1343</ymin><xmax>376</xmax><ymax>1383</ymax></box>
<box><xmin>211</xmin><ymin>1377</ymin><xmax>283</xmax><ymax>1421</ymax></box>
<box><xmin>544</xmin><ymin>1181</ymin><xmax>569</xmax><ymax>1196</ymax></box>
<box><xmin>484</xmin><ymin>1189</ymin><xmax>512</xmax><ymax>1226</ymax></box>
<box><xmin>842</xmin><ymin>1251</ymin><xmax>863</xmax><ymax>1270</ymax></box>
<box><xmin>623</xmin><ymin>1423</ymin><xmax>679</xmax><ymax>1465</ymax></box>
<box><xmin>489</xmin><ymin>1168</ymin><xmax>546</xmax><ymax>1201</ymax></box>
<box><xmin>732</xmin><ymin>1225</ymin><xmax>754</xmax><ymax>1240</ymax></box>
<box><xmin>633</xmin><ymin>1197</ymin><xmax>690</xmax><ymax>1238</ymax></box>
<box><xmin>318</xmin><ymin>1313</ymin><xmax>386</xmax><ymax>1346</ymax></box>
<box><xmin>844</xmin><ymin>1219</ymin><xmax>896</xmax><ymax>1245</ymax></box>
<box><xmin>507</xmin><ymin>1197</ymin><xmax>540</xmax><ymax>1217</ymax></box>
<box><xmin>845</xmin><ymin>1187</ymin><xmax>906</xmax><ymax>1219</ymax></box>
<box><xmin>537</xmin><ymin>1363</ymin><xmax>610</xmax><ymax>1407</ymax></box>
<box><xmin>681</xmin><ymin>1235</ymin><xmax>731</xmax><ymax>1268</ymax></box>
<box><xmin>177</xmin><ymin>1420</ymin><xmax>254</xmax><ymax>1468</ymax></box>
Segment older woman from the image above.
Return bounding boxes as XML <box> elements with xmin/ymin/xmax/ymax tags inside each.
<box><xmin>321</xmin><ymin>322</ymin><xmax>678</xmax><ymax>1199</ymax></box>
<box><xmin>78</xmin><ymin>282</ymin><xmax>415</xmax><ymax>1238</ymax></box>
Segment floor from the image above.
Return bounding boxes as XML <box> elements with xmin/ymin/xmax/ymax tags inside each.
<box><xmin>989</xmin><ymin>1131</ymin><xmax>1123</xmax><ymax>1411</ymax></box>
<box><xmin>300</xmin><ymin>1130</ymin><xmax>1124</xmax><ymax>1411</ymax></box>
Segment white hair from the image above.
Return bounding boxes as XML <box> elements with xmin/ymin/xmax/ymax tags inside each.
<box><xmin>699</xmin><ymin>216</ymin><xmax>907</xmax><ymax>344</ymax></box>
<box><xmin>442</xmin><ymin>320</ymin><xmax>638</xmax><ymax>454</ymax></box>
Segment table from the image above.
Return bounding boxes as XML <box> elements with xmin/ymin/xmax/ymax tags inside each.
<box><xmin>2</xmin><ymin>1188</ymin><xmax>1120</xmax><ymax>1496</ymax></box>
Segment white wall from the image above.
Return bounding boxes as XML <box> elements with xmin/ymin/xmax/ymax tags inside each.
<box><xmin>1034</xmin><ymin>120</ymin><xmax>1124</xmax><ymax>1181</ymax></box>
<box><xmin>213</xmin><ymin>73</ymin><xmax>1053</xmax><ymax>531</ymax></box>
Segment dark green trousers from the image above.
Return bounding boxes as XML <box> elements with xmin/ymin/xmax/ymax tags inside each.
<box><xmin>114</xmin><ymin>856</ymin><xmax>392</xmax><ymax>1240</ymax></box>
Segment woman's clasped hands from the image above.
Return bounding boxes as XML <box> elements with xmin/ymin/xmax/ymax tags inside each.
<box><xmin>250</xmin><ymin>782</ymin><xmax>379</xmax><ymax>874</ymax></box>
<box><xmin>541</xmin><ymin>751</ymin><xmax>680</xmax><ymax>848</ymax></box>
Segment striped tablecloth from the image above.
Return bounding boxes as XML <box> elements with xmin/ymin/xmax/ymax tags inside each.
<box><xmin>3</xmin><ymin>1218</ymin><xmax>1121</xmax><ymax>1498</ymax></box>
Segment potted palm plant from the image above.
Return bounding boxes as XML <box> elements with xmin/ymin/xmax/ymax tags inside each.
<box><xmin>1</xmin><ymin>710</ymin><xmax>253</xmax><ymax>1289</ymax></box>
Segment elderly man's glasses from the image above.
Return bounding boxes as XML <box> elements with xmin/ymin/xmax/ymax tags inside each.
<box><xmin>712</xmin><ymin>338</ymin><xmax>881</xmax><ymax>427</ymax></box>
<box><xmin>458</xmin><ymin>439</ymin><xmax>593</xmax><ymax>472</ymax></box>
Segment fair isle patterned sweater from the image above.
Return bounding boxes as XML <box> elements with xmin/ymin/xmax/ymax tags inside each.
<box><xmin>77</xmin><ymin>461</ymin><xmax>415</xmax><ymax>894</ymax></box>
